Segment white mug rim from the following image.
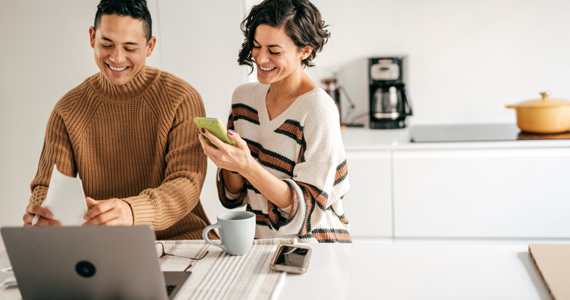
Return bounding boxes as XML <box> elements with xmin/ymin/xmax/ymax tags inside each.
<box><xmin>217</xmin><ymin>211</ymin><xmax>255</xmax><ymax>222</ymax></box>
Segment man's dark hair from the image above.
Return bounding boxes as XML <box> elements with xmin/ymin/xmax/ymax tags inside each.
<box><xmin>238</xmin><ymin>0</ymin><xmax>330</xmax><ymax>72</ymax></box>
<box><xmin>94</xmin><ymin>0</ymin><xmax>152</xmax><ymax>42</ymax></box>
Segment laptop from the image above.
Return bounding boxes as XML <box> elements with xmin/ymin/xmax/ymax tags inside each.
<box><xmin>1</xmin><ymin>226</ymin><xmax>190</xmax><ymax>300</ymax></box>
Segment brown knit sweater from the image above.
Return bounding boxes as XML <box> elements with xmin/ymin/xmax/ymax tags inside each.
<box><xmin>30</xmin><ymin>66</ymin><xmax>215</xmax><ymax>240</ymax></box>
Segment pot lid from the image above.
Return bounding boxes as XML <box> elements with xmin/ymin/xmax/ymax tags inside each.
<box><xmin>514</xmin><ymin>92</ymin><xmax>570</xmax><ymax>108</ymax></box>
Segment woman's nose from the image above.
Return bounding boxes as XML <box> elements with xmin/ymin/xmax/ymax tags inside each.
<box><xmin>255</xmin><ymin>49</ymin><xmax>270</xmax><ymax>64</ymax></box>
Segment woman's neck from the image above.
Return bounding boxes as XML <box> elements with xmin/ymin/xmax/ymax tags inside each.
<box><xmin>266</xmin><ymin>67</ymin><xmax>316</xmax><ymax>104</ymax></box>
<box><xmin>265</xmin><ymin>67</ymin><xmax>317</xmax><ymax>120</ymax></box>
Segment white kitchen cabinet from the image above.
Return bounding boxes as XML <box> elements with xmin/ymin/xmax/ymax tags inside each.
<box><xmin>343</xmin><ymin>150</ymin><xmax>392</xmax><ymax>238</ymax></box>
<box><xmin>392</xmin><ymin>147</ymin><xmax>570</xmax><ymax>238</ymax></box>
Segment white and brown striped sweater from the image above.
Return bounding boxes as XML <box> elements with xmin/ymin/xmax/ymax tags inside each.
<box><xmin>217</xmin><ymin>82</ymin><xmax>351</xmax><ymax>243</ymax></box>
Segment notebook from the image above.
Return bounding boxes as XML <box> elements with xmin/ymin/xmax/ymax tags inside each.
<box><xmin>529</xmin><ymin>244</ymin><xmax>570</xmax><ymax>300</ymax></box>
<box><xmin>1</xmin><ymin>226</ymin><xmax>190</xmax><ymax>300</ymax></box>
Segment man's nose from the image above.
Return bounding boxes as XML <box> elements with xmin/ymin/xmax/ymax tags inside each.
<box><xmin>110</xmin><ymin>48</ymin><xmax>126</xmax><ymax>64</ymax></box>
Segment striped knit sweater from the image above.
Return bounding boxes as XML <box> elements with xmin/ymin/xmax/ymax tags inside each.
<box><xmin>29</xmin><ymin>66</ymin><xmax>216</xmax><ymax>240</ymax></box>
<box><xmin>217</xmin><ymin>82</ymin><xmax>351</xmax><ymax>243</ymax></box>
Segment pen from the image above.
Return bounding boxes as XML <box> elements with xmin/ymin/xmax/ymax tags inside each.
<box><xmin>31</xmin><ymin>214</ymin><xmax>40</xmax><ymax>226</ymax></box>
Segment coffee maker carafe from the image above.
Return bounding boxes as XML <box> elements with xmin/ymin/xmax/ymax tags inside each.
<box><xmin>369</xmin><ymin>57</ymin><xmax>412</xmax><ymax>129</ymax></box>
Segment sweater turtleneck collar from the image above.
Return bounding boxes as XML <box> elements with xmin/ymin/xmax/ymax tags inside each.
<box><xmin>91</xmin><ymin>66</ymin><xmax>161</xmax><ymax>102</ymax></box>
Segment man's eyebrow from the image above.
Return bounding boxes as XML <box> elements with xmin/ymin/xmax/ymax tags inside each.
<box><xmin>101</xmin><ymin>36</ymin><xmax>139</xmax><ymax>46</ymax></box>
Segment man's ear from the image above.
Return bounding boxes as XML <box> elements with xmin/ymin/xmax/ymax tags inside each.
<box><xmin>146</xmin><ymin>36</ymin><xmax>157</xmax><ymax>57</ymax></box>
<box><xmin>89</xmin><ymin>26</ymin><xmax>96</xmax><ymax>49</ymax></box>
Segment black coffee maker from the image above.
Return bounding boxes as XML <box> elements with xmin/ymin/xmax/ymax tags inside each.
<box><xmin>369</xmin><ymin>56</ymin><xmax>412</xmax><ymax>129</ymax></box>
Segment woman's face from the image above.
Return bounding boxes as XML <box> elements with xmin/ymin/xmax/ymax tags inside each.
<box><xmin>251</xmin><ymin>24</ymin><xmax>310</xmax><ymax>85</ymax></box>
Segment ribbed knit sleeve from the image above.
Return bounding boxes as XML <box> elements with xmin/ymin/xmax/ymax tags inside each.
<box><xmin>215</xmin><ymin>112</ymin><xmax>249</xmax><ymax>209</ymax></box>
<box><xmin>279</xmin><ymin>100</ymin><xmax>350</xmax><ymax>241</ymax></box>
<box><xmin>123</xmin><ymin>89</ymin><xmax>207</xmax><ymax>231</ymax></box>
<box><xmin>30</xmin><ymin>105</ymin><xmax>78</xmax><ymax>204</ymax></box>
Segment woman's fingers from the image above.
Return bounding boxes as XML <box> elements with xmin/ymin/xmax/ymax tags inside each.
<box><xmin>228</xmin><ymin>129</ymin><xmax>249</xmax><ymax>151</ymax></box>
<box><xmin>199</xmin><ymin>128</ymin><xmax>252</xmax><ymax>173</ymax></box>
<box><xmin>198</xmin><ymin>130</ymin><xmax>209</xmax><ymax>150</ymax></box>
<box><xmin>200</xmin><ymin>129</ymin><xmax>227</xmax><ymax>150</ymax></box>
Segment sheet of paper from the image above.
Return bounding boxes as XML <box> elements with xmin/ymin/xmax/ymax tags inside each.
<box><xmin>32</xmin><ymin>165</ymin><xmax>88</xmax><ymax>226</ymax></box>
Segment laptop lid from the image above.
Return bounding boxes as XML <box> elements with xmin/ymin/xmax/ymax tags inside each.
<box><xmin>1</xmin><ymin>226</ymin><xmax>187</xmax><ymax>300</ymax></box>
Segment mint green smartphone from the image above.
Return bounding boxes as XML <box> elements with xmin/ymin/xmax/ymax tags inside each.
<box><xmin>194</xmin><ymin>117</ymin><xmax>235</xmax><ymax>148</ymax></box>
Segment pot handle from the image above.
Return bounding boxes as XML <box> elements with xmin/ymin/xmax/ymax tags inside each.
<box><xmin>505</xmin><ymin>105</ymin><xmax>517</xmax><ymax>109</ymax></box>
<box><xmin>540</xmin><ymin>91</ymin><xmax>551</xmax><ymax>101</ymax></box>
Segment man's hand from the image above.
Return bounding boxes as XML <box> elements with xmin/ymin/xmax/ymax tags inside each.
<box><xmin>23</xmin><ymin>204</ymin><xmax>61</xmax><ymax>226</ymax></box>
<box><xmin>83</xmin><ymin>197</ymin><xmax>134</xmax><ymax>226</ymax></box>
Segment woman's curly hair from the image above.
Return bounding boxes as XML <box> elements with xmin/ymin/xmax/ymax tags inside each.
<box><xmin>238</xmin><ymin>0</ymin><xmax>330</xmax><ymax>73</ymax></box>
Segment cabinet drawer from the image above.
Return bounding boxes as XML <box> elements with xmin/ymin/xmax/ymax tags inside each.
<box><xmin>344</xmin><ymin>151</ymin><xmax>392</xmax><ymax>238</ymax></box>
<box><xmin>393</xmin><ymin>148</ymin><xmax>570</xmax><ymax>238</ymax></box>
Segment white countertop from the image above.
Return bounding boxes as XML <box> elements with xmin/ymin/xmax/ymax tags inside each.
<box><xmin>279</xmin><ymin>243</ymin><xmax>551</xmax><ymax>300</ymax></box>
<box><xmin>0</xmin><ymin>243</ymin><xmax>553</xmax><ymax>300</ymax></box>
<box><xmin>341</xmin><ymin>127</ymin><xmax>570</xmax><ymax>151</ymax></box>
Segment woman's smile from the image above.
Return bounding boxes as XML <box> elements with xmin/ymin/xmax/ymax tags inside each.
<box><xmin>258</xmin><ymin>65</ymin><xmax>276</xmax><ymax>72</ymax></box>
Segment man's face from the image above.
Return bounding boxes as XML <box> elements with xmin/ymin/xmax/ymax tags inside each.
<box><xmin>89</xmin><ymin>14</ymin><xmax>156</xmax><ymax>86</ymax></box>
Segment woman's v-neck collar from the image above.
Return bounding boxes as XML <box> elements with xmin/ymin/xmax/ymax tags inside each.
<box><xmin>256</xmin><ymin>83</ymin><xmax>320</xmax><ymax>131</ymax></box>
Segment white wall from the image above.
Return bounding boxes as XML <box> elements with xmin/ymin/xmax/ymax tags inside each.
<box><xmin>0</xmin><ymin>0</ymin><xmax>102</xmax><ymax>250</ymax></box>
<box><xmin>2</xmin><ymin>0</ymin><xmax>570</xmax><ymax>249</ymax></box>
<box><xmin>303</xmin><ymin>0</ymin><xmax>570</xmax><ymax>126</ymax></box>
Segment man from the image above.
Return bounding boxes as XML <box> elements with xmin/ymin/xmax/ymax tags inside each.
<box><xmin>22</xmin><ymin>0</ymin><xmax>215</xmax><ymax>240</ymax></box>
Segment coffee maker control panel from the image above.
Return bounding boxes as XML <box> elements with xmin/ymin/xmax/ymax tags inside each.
<box><xmin>370</xmin><ymin>62</ymin><xmax>400</xmax><ymax>81</ymax></box>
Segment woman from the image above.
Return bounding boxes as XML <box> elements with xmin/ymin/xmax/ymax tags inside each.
<box><xmin>198</xmin><ymin>0</ymin><xmax>350</xmax><ymax>243</ymax></box>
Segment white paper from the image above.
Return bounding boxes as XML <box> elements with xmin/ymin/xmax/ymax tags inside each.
<box><xmin>32</xmin><ymin>164</ymin><xmax>88</xmax><ymax>226</ymax></box>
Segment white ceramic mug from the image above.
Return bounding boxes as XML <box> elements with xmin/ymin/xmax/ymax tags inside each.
<box><xmin>202</xmin><ymin>211</ymin><xmax>256</xmax><ymax>256</ymax></box>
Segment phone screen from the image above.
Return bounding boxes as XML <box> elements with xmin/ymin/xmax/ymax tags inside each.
<box><xmin>274</xmin><ymin>246</ymin><xmax>309</xmax><ymax>268</ymax></box>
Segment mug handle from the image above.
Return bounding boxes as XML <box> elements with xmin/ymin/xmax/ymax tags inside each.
<box><xmin>202</xmin><ymin>223</ymin><xmax>226</xmax><ymax>251</ymax></box>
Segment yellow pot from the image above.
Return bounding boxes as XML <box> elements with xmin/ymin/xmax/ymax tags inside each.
<box><xmin>506</xmin><ymin>92</ymin><xmax>570</xmax><ymax>134</ymax></box>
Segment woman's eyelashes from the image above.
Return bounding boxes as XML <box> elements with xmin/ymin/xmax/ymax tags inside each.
<box><xmin>252</xmin><ymin>44</ymin><xmax>280</xmax><ymax>55</ymax></box>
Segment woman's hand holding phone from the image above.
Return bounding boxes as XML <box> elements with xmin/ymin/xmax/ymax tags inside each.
<box><xmin>196</xmin><ymin>117</ymin><xmax>253</xmax><ymax>176</ymax></box>
<box><xmin>198</xmin><ymin>127</ymin><xmax>248</xmax><ymax>194</ymax></box>
<box><xmin>197</xmin><ymin>118</ymin><xmax>295</xmax><ymax>209</ymax></box>
<box><xmin>194</xmin><ymin>117</ymin><xmax>235</xmax><ymax>148</ymax></box>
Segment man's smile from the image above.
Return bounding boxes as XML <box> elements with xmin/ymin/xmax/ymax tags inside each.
<box><xmin>107</xmin><ymin>64</ymin><xmax>128</xmax><ymax>71</ymax></box>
